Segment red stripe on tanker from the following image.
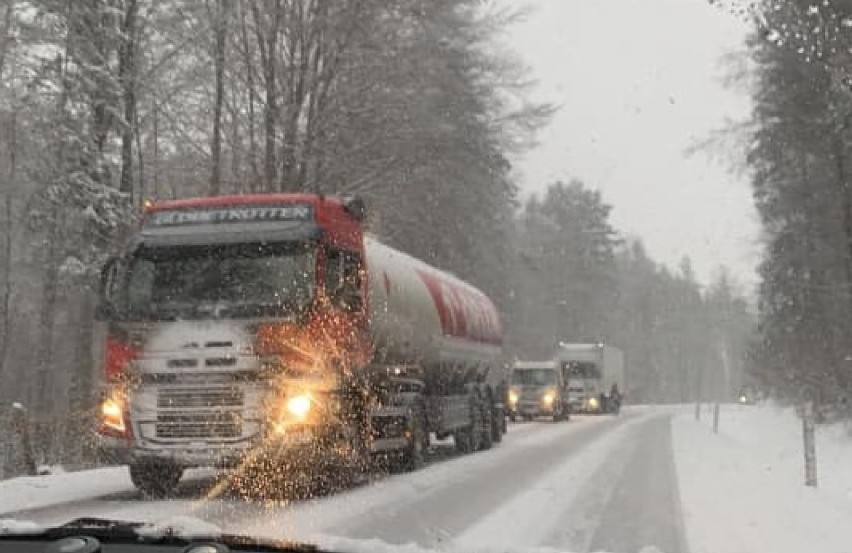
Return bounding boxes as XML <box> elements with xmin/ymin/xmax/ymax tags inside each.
<box><xmin>415</xmin><ymin>269</ymin><xmax>502</xmax><ymax>345</ymax></box>
<box><xmin>364</xmin><ymin>237</ymin><xmax>502</xmax><ymax>368</ymax></box>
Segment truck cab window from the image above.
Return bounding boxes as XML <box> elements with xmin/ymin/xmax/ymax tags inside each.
<box><xmin>326</xmin><ymin>248</ymin><xmax>363</xmax><ymax>311</ymax></box>
<box><xmin>126</xmin><ymin>258</ymin><xmax>155</xmax><ymax>314</ymax></box>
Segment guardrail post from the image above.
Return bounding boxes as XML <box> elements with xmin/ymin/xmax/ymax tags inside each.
<box><xmin>802</xmin><ymin>400</ymin><xmax>818</xmax><ymax>487</ymax></box>
<box><xmin>712</xmin><ymin>402</ymin><xmax>720</xmax><ymax>434</ymax></box>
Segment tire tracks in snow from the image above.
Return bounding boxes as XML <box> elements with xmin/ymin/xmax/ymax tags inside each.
<box><xmin>451</xmin><ymin>413</ymin><xmax>687</xmax><ymax>553</ymax></box>
<box><xmin>453</xmin><ymin>413</ymin><xmax>646</xmax><ymax>552</ymax></box>
<box><xmin>314</xmin><ymin>413</ymin><xmax>642</xmax><ymax>549</ymax></box>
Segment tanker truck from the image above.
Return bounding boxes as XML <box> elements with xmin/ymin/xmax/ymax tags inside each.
<box><xmin>94</xmin><ymin>194</ymin><xmax>505</xmax><ymax>496</ymax></box>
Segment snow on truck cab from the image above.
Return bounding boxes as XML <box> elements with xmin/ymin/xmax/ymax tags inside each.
<box><xmin>93</xmin><ymin>194</ymin><xmax>506</xmax><ymax>496</ymax></box>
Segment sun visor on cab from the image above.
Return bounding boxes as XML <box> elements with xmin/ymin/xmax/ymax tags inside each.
<box><xmin>133</xmin><ymin>221</ymin><xmax>323</xmax><ymax>248</ymax></box>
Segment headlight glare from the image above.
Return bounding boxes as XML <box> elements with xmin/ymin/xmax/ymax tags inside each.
<box><xmin>101</xmin><ymin>397</ymin><xmax>125</xmax><ymax>432</ymax></box>
<box><xmin>286</xmin><ymin>394</ymin><xmax>312</xmax><ymax>419</ymax></box>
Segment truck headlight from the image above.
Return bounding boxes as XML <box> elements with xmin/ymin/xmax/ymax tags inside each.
<box><xmin>101</xmin><ymin>397</ymin><xmax>125</xmax><ymax>432</ymax></box>
<box><xmin>542</xmin><ymin>392</ymin><xmax>555</xmax><ymax>405</ymax></box>
<box><xmin>508</xmin><ymin>390</ymin><xmax>519</xmax><ymax>405</ymax></box>
<box><xmin>286</xmin><ymin>394</ymin><xmax>312</xmax><ymax>419</ymax></box>
<box><xmin>588</xmin><ymin>397</ymin><xmax>599</xmax><ymax>409</ymax></box>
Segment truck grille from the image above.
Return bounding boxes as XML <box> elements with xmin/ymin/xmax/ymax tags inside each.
<box><xmin>157</xmin><ymin>387</ymin><xmax>243</xmax><ymax>409</ymax></box>
<box><xmin>521</xmin><ymin>389</ymin><xmax>542</xmax><ymax>401</ymax></box>
<box><xmin>155</xmin><ymin>412</ymin><xmax>242</xmax><ymax>439</ymax></box>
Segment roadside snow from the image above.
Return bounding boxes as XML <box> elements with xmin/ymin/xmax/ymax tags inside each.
<box><xmin>0</xmin><ymin>467</ymin><xmax>133</xmax><ymax>516</ymax></box>
<box><xmin>672</xmin><ymin>404</ymin><xmax>852</xmax><ymax>553</ymax></box>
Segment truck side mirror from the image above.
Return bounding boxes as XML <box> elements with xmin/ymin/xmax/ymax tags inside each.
<box><xmin>344</xmin><ymin>290</ymin><xmax>363</xmax><ymax>312</ymax></box>
<box><xmin>95</xmin><ymin>256</ymin><xmax>121</xmax><ymax>320</ymax></box>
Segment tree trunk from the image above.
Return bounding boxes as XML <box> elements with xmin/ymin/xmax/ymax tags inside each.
<box><xmin>0</xmin><ymin>103</ymin><xmax>16</xmax><ymax>384</ymax></box>
<box><xmin>33</xmin><ymin>218</ymin><xmax>60</xmax><ymax>457</ymax></box>
<box><xmin>251</xmin><ymin>0</ymin><xmax>282</xmax><ymax>190</ymax></box>
<box><xmin>239</xmin><ymin>0</ymin><xmax>259</xmax><ymax>190</ymax></box>
<box><xmin>211</xmin><ymin>0</ymin><xmax>229</xmax><ymax>195</ymax></box>
<box><xmin>153</xmin><ymin>102</ymin><xmax>160</xmax><ymax>198</ymax></box>
<box><xmin>70</xmin><ymin>291</ymin><xmax>95</xmax><ymax>464</ymax></box>
<box><xmin>119</xmin><ymin>0</ymin><xmax>139</xmax><ymax>198</ymax></box>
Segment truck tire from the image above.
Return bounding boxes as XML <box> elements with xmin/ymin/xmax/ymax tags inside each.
<box><xmin>480</xmin><ymin>403</ymin><xmax>493</xmax><ymax>450</ymax></box>
<box><xmin>400</xmin><ymin>413</ymin><xmax>426</xmax><ymax>472</ymax></box>
<box><xmin>454</xmin><ymin>427</ymin><xmax>474</xmax><ymax>453</ymax></box>
<box><xmin>491</xmin><ymin>409</ymin><xmax>504</xmax><ymax>443</ymax></box>
<box><xmin>129</xmin><ymin>461</ymin><xmax>182</xmax><ymax>499</ymax></box>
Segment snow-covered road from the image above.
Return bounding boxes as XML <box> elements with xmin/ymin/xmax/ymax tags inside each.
<box><xmin>2</xmin><ymin>408</ymin><xmax>684</xmax><ymax>553</ymax></box>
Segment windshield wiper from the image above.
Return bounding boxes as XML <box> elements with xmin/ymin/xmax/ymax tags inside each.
<box><xmin>0</xmin><ymin>517</ymin><xmax>319</xmax><ymax>552</ymax></box>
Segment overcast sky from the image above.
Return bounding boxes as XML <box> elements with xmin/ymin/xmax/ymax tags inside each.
<box><xmin>500</xmin><ymin>0</ymin><xmax>759</xmax><ymax>290</ymax></box>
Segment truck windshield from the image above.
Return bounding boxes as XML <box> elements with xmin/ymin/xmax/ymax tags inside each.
<box><xmin>121</xmin><ymin>242</ymin><xmax>315</xmax><ymax>319</ymax></box>
<box><xmin>563</xmin><ymin>361</ymin><xmax>601</xmax><ymax>379</ymax></box>
<box><xmin>512</xmin><ymin>369</ymin><xmax>556</xmax><ymax>386</ymax></box>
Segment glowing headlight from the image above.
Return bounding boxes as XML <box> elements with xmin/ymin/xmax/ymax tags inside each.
<box><xmin>101</xmin><ymin>398</ymin><xmax>125</xmax><ymax>432</ymax></box>
<box><xmin>588</xmin><ymin>397</ymin><xmax>599</xmax><ymax>409</ymax></box>
<box><xmin>542</xmin><ymin>392</ymin><xmax>555</xmax><ymax>405</ymax></box>
<box><xmin>739</xmin><ymin>395</ymin><xmax>747</xmax><ymax>404</ymax></box>
<box><xmin>508</xmin><ymin>390</ymin><xmax>519</xmax><ymax>405</ymax></box>
<box><xmin>286</xmin><ymin>394</ymin><xmax>312</xmax><ymax>419</ymax></box>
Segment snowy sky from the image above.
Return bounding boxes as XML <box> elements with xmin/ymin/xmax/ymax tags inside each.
<box><xmin>499</xmin><ymin>0</ymin><xmax>759</xmax><ymax>291</ymax></box>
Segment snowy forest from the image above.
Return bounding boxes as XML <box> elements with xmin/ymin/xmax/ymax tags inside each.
<box><xmin>0</xmin><ymin>0</ymin><xmax>758</xmax><ymax>474</ymax></box>
<box><xmin>706</xmin><ymin>0</ymin><xmax>852</xmax><ymax>414</ymax></box>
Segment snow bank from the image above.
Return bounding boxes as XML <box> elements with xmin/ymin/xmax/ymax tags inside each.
<box><xmin>672</xmin><ymin>404</ymin><xmax>852</xmax><ymax>553</ymax></box>
<box><xmin>0</xmin><ymin>467</ymin><xmax>133</xmax><ymax>515</ymax></box>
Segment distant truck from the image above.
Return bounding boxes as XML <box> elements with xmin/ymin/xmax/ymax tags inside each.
<box><xmin>556</xmin><ymin>343</ymin><xmax>625</xmax><ymax>414</ymax></box>
<box><xmin>507</xmin><ymin>360</ymin><xmax>569</xmax><ymax>422</ymax></box>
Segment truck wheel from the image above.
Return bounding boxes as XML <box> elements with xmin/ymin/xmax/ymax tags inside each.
<box><xmin>401</xmin><ymin>415</ymin><xmax>426</xmax><ymax>472</ymax></box>
<box><xmin>129</xmin><ymin>461</ymin><xmax>182</xmax><ymax>499</ymax></box>
<box><xmin>491</xmin><ymin>410</ymin><xmax>504</xmax><ymax>443</ymax></box>
<box><xmin>480</xmin><ymin>405</ymin><xmax>493</xmax><ymax>450</ymax></box>
<box><xmin>454</xmin><ymin>427</ymin><xmax>473</xmax><ymax>453</ymax></box>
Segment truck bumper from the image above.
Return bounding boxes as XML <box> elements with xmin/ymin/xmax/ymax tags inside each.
<box><xmin>96</xmin><ymin>433</ymin><xmax>256</xmax><ymax>468</ymax></box>
<box><xmin>509</xmin><ymin>401</ymin><xmax>557</xmax><ymax>418</ymax></box>
<box><xmin>97</xmin><ymin>427</ymin><xmax>368</xmax><ymax>470</ymax></box>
